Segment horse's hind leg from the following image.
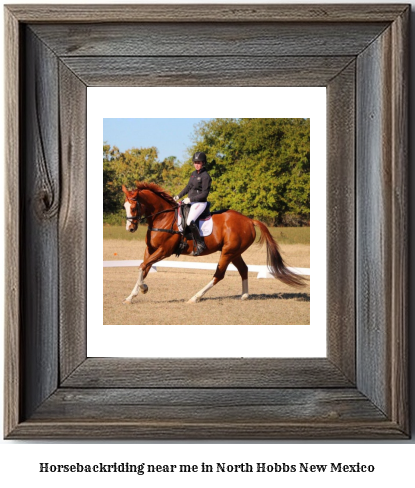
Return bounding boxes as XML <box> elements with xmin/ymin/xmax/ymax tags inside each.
<box><xmin>187</xmin><ymin>278</ymin><xmax>216</xmax><ymax>304</ymax></box>
<box><xmin>187</xmin><ymin>251</ymin><xmax>233</xmax><ymax>303</ymax></box>
<box><xmin>232</xmin><ymin>255</ymin><xmax>249</xmax><ymax>300</ymax></box>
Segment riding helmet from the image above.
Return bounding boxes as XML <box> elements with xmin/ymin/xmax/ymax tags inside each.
<box><xmin>192</xmin><ymin>151</ymin><xmax>207</xmax><ymax>164</ymax></box>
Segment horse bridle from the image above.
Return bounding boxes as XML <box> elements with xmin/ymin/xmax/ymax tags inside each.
<box><xmin>125</xmin><ymin>197</ymin><xmax>143</xmax><ymax>224</ymax></box>
<box><xmin>125</xmin><ymin>196</ymin><xmax>181</xmax><ymax>234</ymax></box>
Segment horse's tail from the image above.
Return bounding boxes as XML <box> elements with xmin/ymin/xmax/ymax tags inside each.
<box><xmin>252</xmin><ymin>220</ymin><xmax>306</xmax><ymax>288</ymax></box>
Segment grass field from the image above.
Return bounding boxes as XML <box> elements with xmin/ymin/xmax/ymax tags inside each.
<box><xmin>104</xmin><ymin>224</ymin><xmax>310</xmax><ymax>245</ymax></box>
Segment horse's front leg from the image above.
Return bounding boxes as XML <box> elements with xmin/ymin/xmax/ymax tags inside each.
<box><xmin>123</xmin><ymin>248</ymin><xmax>151</xmax><ymax>304</ymax></box>
<box><xmin>123</xmin><ymin>267</ymin><xmax>147</xmax><ymax>304</ymax></box>
<box><xmin>123</xmin><ymin>246</ymin><xmax>171</xmax><ymax>304</ymax></box>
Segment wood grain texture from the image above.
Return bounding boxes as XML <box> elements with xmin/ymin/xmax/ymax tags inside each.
<box><xmin>21</xmin><ymin>28</ymin><xmax>60</xmax><ymax>420</ymax></box>
<box><xmin>7</xmin><ymin>420</ymin><xmax>407</xmax><ymax>441</ymax></box>
<box><xmin>31</xmin><ymin>22</ymin><xmax>388</xmax><ymax>57</ymax></box>
<box><xmin>326</xmin><ymin>62</ymin><xmax>356</xmax><ymax>383</ymax></box>
<box><xmin>62</xmin><ymin>358</ymin><xmax>352</xmax><ymax>388</ymax></box>
<box><xmin>6</xmin><ymin>4</ymin><xmax>409</xmax><ymax>23</ymax></box>
<box><xmin>389</xmin><ymin>8</ymin><xmax>409</xmax><ymax>432</ymax></box>
<box><xmin>4</xmin><ymin>6</ymin><xmax>21</xmax><ymax>438</ymax></box>
<box><xmin>32</xmin><ymin>388</ymin><xmax>386</xmax><ymax>423</ymax></box>
<box><xmin>356</xmin><ymin>27</ymin><xmax>391</xmax><ymax>416</ymax></box>
<box><xmin>61</xmin><ymin>56</ymin><xmax>354</xmax><ymax>87</ymax></box>
<box><xmin>58</xmin><ymin>63</ymin><xmax>87</xmax><ymax>381</ymax></box>
<box><xmin>356</xmin><ymin>8</ymin><xmax>408</xmax><ymax>428</ymax></box>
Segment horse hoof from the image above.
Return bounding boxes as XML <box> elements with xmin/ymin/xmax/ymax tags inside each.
<box><xmin>140</xmin><ymin>284</ymin><xmax>148</xmax><ymax>294</ymax></box>
<box><xmin>123</xmin><ymin>299</ymin><xmax>132</xmax><ymax>305</ymax></box>
<box><xmin>241</xmin><ymin>294</ymin><xmax>249</xmax><ymax>301</ymax></box>
<box><xmin>187</xmin><ymin>296</ymin><xmax>200</xmax><ymax>304</ymax></box>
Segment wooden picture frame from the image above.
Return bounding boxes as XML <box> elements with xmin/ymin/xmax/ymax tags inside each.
<box><xmin>4</xmin><ymin>4</ymin><xmax>409</xmax><ymax>439</ymax></box>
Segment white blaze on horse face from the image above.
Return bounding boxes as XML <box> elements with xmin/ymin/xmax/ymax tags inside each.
<box><xmin>124</xmin><ymin>201</ymin><xmax>132</xmax><ymax>230</ymax></box>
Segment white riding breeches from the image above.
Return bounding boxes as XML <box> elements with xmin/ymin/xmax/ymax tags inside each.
<box><xmin>187</xmin><ymin>202</ymin><xmax>207</xmax><ymax>226</ymax></box>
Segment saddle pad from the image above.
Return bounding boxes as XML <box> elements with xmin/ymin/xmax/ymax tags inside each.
<box><xmin>178</xmin><ymin>215</ymin><xmax>213</xmax><ymax>237</ymax></box>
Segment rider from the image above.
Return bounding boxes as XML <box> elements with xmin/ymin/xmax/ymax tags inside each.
<box><xmin>174</xmin><ymin>151</ymin><xmax>212</xmax><ymax>256</ymax></box>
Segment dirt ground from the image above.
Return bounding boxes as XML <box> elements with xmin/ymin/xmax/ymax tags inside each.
<box><xmin>103</xmin><ymin>239</ymin><xmax>310</xmax><ymax>325</ymax></box>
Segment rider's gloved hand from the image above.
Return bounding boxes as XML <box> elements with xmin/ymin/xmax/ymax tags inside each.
<box><xmin>173</xmin><ymin>195</ymin><xmax>179</xmax><ymax>201</ymax></box>
<box><xmin>183</xmin><ymin>197</ymin><xmax>191</xmax><ymax>204</ymax></box>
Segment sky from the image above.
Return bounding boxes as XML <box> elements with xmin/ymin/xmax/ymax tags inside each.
<box><xmin>103</xmin><ymin>118</ymin><xmax>212</xmax><ymax>164</ymax></box>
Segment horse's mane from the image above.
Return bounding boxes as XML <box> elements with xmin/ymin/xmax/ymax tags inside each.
<box><xmin>135</xmin><ymin>182</ymin><xmax>176</xmax><ymax>206</ymax></box>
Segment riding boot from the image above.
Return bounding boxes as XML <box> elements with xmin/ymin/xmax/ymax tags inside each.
<box><xmin>189</xmin><ymin>221</ymin><xmax>206</xmax><ymax>256</ymax></box>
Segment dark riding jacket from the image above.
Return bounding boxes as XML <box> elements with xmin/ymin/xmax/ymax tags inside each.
<box><xmin>178</xmin><ymin>167</ymin><xmax>212</xmax><ymax>203</ymax></box>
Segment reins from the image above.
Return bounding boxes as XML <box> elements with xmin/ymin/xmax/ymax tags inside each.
<box><xmin>126</xmin><ymin>199</ymin><xmax>182</xmax><ymax>235</ymax></box>
<box><xmin>126</xmin><ymin>205</ymin><xmax>178</xmax><ymax>224</ymax></box>
<box><xmin>147</xmin><ymin>207</ymin><xmax>182</xmax><ymax>235</ymax></box>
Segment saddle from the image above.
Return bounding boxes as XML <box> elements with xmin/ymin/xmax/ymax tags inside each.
<box><xmin>174</xmin><ymin>203</ymin><xmax>211</xmax><ymax>256</ymax></box>
<box><xmin>177</xmin><ymin>202</ymin><xmax>211</xmax><ymax>237</ymax></box>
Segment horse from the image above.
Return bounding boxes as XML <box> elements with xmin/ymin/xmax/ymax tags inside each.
<box><xmin>122</xmin><ymin>182</ymin><xmax>305</xmax><ymax>304</ymax></box>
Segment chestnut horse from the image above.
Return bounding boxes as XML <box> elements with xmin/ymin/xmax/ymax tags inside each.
<box><xmin>122</xmin><ymin>182</ymin><xmax>305</xmax><ymax>304</ymax></box>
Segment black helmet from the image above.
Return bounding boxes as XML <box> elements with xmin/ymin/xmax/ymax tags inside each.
<box><xmin>192</xmin><ymin>151</ymin><xmax>207</xmax><ymax>164</ymax></box>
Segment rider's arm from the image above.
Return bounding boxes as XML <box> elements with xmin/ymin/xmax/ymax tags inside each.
<box><xmin>178</xmin><ymin>176</ymin><xmax>192</xmax><ymax>199</ymax></box>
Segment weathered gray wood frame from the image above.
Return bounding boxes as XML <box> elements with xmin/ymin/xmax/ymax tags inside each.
<box><xmin>4</xmin><ymin>4</ymin><xmax>409</xmax><ymax>439</ymax></box>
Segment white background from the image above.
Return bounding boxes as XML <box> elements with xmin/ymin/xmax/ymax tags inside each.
<box><xmin>1</xmin><ymin>0</ymin><xmax>414</xmax><ymax>486</ymax></box>
<box><xmin>88</xmin><ymin>87</ymin><xmax>326</xmax><ymax>357</ymax></box>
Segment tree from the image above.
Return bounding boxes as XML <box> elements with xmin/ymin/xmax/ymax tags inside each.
<box><xmin>102</xmin><ymin>144</ymin><xmax>185</xmax><ymax>219</ymax></box>
<box><xmin>103</xmin><ymin>144</ymin><xmax>122</xmax><ymax>214</ymax></box>
<box><xmin>187</xmin><ymin>118</ymin><xmax>310</xmax><ymax>225</ymax></box>
<box><xmin>115</xmin><ymin>146</ymin><xmax>160</xmax><ymax>185</ymax></box>
<box><xmin>102</xmin><ymin>118</ymin><xmax>310</xmax><ymax>226</ymax></box>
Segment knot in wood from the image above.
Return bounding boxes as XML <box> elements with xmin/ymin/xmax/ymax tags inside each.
<box><xmin>36</xmin><ymin>188</ymin><xmax>59</xmax><ymax>219</ymax></box>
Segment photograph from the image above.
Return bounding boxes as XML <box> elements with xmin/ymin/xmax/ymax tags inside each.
<box><xmin>103</xmin><ymin>117</ymin><xmax>311</xmax><ymax>325</ymax></box>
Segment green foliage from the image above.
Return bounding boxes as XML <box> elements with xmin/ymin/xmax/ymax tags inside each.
<box><xmin>103</xmin><ymin>118</ymin><xmax>310</xmax><ymax>226</ymax></box>
<box><xmin>103</xmin><ymin>142</ymin><xmax>186</xmax><ymax>214</ymax></box>
<box><xmin>103</xmin><ymin>144</ymin><xmax>122</xmax><ymax>214</ymax></box>
<box><xmin>186</xmin><ymin>118</ymin><xmax>310</xmax><ymax>225</ymax></box>
<box><xmin>103</xmin><ymin>210</ymin><xmax>126</xmax><ymax>226</ymax></box>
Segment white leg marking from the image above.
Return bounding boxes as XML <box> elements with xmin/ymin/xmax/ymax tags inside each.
<box><xmin>124</xmin><ymin>268</ymin><xmax>147</xmax><ymax>304</ymax></box>
<box><xmin>187</xmin><ymin>279</ymin><xmax>215</xmax><ymax>304</ymax></box>
<box><xmin>241</xmin><ymin>279</ymin><xmax>249</xmax><ymax>300</ymax></box>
